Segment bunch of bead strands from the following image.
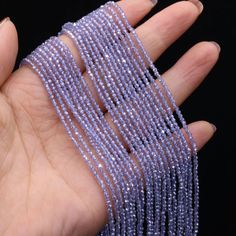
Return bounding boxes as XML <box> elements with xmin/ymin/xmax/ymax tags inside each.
<box><xmin>60</xmin><ymin>1</ymin><xmax>198</xmax><ymax>235</ymax></box>
<box><xmin>21</xmin><ymin>1</ymin><xmax>199</xmax><ymax>235</ymax></box>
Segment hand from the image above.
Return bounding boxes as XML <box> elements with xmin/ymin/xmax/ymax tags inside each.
<box><xmin>0</xmin><ymin>0</ymin><xmax>219</xmax><ymax>235</ymax></box>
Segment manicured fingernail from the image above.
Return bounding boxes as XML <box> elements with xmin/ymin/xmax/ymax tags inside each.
<box><xmin>211</xmin><ymin>123</ymin><xmax>217</xmax><ymax>133</ymax></box>
<box><xmin>0</xmin><ymin>17</ymin><xmax>10</xmax><ymax>27</ymax></box>
<box><xmin>150</xmin><ymin>0</ymin><xmax>158</xmax><ymax>6</ymax></box>
<box><xmin>210</xmin><ymin>41</ymin><xmax>221</xmax><ymax>52</ymax></box>
<box><xmin>188</xmin><ymin>0</ymin><xmax>204</xmax><ymax>13</ymax></box>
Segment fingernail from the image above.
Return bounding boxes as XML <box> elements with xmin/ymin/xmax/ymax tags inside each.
<box><xmin>211</xmin><ymin>123</ymin><xmax>217</xmax><ymax>133</ymax></box>
<box><xmin>188</xmin><ymin>0</ymin><xmax>204</xmax><ymax>13</ymax></box>
<box><xmin>150</xmin><ymin>0</ymin><xmax>158</xmax><ymax>6</ymax></box>
<box><xmin>209</xmin><ymin>41</ymin><xmax>221</xmax><ymax>52</ymax></box>
<box><xmin>0</xmin><ymin>17</ymin><xmax>10</xmax><ymax>27</ymax></box>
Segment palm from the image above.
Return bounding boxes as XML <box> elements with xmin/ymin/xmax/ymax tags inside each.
<box><xmin>0</xmin><ymin>0</ymin><xmax>219</xmax><ymax>235</ymax></box>
<box><xmin>0</xmin><ymin>67</ymin><xmax>106</xmax><ymax>235</ymax></box>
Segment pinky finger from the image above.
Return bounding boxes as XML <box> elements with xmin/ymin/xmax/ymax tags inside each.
<box><xmin>185</xmin><ymin>120</ymin><xmax>216</xmax><ymax>151</ymax></box>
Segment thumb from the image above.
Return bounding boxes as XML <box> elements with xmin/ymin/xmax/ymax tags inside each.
<box><xmin>0</xmin><ymin>17</ymin><xmax>18</xmax><ymax>87</ymax></box>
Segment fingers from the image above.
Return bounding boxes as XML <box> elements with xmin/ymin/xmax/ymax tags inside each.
<box><xmin>62</xmin><ymin>0</ymin><xmax>203</xmax><ymax>74</ymax></box>
<box><xmin>162</xmin><ymin>41</ymin><xmax>220</xmax><ymax>106</ymax></box>
<box><xmin>0</xmin><ymin>18</ymin><xmax>18</xmax><ymax>87</ymax></box>
<box><xmin>59</xmin><ymin>0</ymin><xmax>156</xmax><ymax>73</ymax></box>
<box><xmin>80</xmin><ymin>0</ymin><xmax>204</xmax><ymax>111</ymax></box>
<box><xmin>185</xmin><ymin>121</ymin><xmax>216</xmax><ymax>151</ymax></box>
<box><xmin>83</xmin><ymin>40</ymin><xmax>220</xmax><ymax>114</ymax></box>
<box><xmin>136</xmin><ymin>0</ymin><xmax>203</xmax><ymax>61</ymax></box>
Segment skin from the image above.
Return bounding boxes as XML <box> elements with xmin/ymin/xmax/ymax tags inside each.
<box><xmin>0</xmin><ymin>0</ymin><xmax>219</xmax><ymax>235</ymax></box>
